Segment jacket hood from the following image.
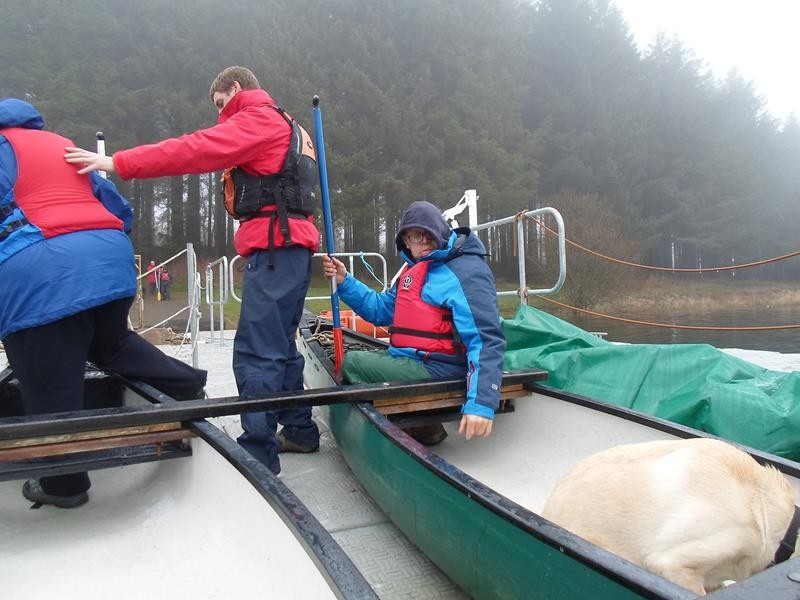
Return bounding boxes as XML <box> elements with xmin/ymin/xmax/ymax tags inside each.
<box><xmin>217</xmin><ymin>89</ymin><xmax>277</xmax><ymax>124</ymax></box>
<box><xmin>395</xmin><ymin>201</ymin><xmax>453</xmax><ymax>256</ymax></box>
<box><xmin>0</xmin><ymin>98</ymin><xmax>44</xmax><ymax>130</ymax></box>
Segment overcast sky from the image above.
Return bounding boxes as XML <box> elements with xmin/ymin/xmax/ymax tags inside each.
<box><xmin>612</xmin><ymin>0</ymin><xmax>799</xmax><ymax>121</ymax></box>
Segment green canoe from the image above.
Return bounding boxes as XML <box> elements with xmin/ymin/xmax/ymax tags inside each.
<box><xmin>298</xmin><ymin>312</ymin><xmax>800</xmax><ymax>600</ymax></box>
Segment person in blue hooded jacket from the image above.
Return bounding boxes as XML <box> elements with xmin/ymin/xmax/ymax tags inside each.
<box><xmin>322</xmin><ymin>200</ymin><xmax>505</xmax><ymax>443</ymax></box>
<box><xmin>0</xmin><ymin>98</ymin><xmax>206</xmax><ymax>508</ymax></box>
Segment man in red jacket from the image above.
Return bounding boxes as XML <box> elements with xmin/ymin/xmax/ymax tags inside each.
<box><xmin>66</xmin><ymin>66</ymin><xmax>321</xmax><ymax>475</ymax></box>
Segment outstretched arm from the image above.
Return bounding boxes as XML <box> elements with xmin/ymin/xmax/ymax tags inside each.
<box><xmin>64</xmin><ymin>147</ymin><xmax>116</xmax><ymax>175</ymax></box>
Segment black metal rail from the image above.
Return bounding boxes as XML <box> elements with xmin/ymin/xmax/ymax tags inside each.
<box><xmin>0</xmin><ymin>369</ymin><xmax>546</xmax><ymax>440</ymax></box>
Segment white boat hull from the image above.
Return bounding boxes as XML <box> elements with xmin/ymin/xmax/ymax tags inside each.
<box><xmin>1</xmin><ymin>435</ymin><xmax>339</xmax><ymax>599</ymax></box>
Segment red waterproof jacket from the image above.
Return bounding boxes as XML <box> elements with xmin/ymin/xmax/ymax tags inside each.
<box><xmin>112</xmin><ymin>89</ymin><xmax>320</xmax><ymax>256</ymax></box>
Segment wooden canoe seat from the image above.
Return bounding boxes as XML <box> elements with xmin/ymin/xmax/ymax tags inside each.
<box><xmin>0</xmin><ymin>422</ymin><xmax>194</xmax><ymax>462</ymax></box>
<box><xmin>373</xmin><ymin>382</ymin><xmax>530</xmax><ymax>417</ymax></box>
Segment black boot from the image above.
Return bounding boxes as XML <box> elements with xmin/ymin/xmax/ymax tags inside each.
<box><xmin>23</xmin><ymin>479</ymin><xmax>88</xmax><ymax>509</ymax></box>
<box><xmin>403</xmin><ymin>423</ymin><xmax>448</xmax><ymax>446</ymax></box>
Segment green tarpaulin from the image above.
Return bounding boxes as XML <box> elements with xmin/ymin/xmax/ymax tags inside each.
<box><xmin>502</xmin><ymin>304</ymin><xmax>800</xmax><ymax>460</ymax></box>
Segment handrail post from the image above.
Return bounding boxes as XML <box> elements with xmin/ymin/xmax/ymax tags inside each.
<box><xmin>186</xmin><ymin>243</ymin><xmax>199</xmax><ymax>369</ymax></box>
<box><xmin>217</xmin><ymin>257</ymin><xmax>228</xmax><ymax>346</ymax></box>
<box><xmin>228</xmin><ymin>255</ymin><xmax>243</xmax><ymax>303</ymax></box>
<box><xmin>465</xmin><ymin>189</ymin><xmax>478</xmax><ymax>228</ymax></box>
<box><xmin>517</xmin><ymin>215</ymin><xmax>528</xmax><ymax>306</ymax></box>
<box><xmin>206</xmin><ymin>264</ymin><xmax>216</xmax><ymax>344</ymax></box>
<box><xmin>205</xmin><ymin>256</ymin><xmax>230</xmax><ymax>346</ymax></box>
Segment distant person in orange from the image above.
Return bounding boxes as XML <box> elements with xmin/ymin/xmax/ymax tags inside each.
<box><xmin>159</xmin><ymin>267</ymin><xmax>172</xmax><ymax>301</ymax></box>
<box><xmin>146</xmin><ymin>260</ymin><xmax>158</xmax><ymax>297</ymax></box>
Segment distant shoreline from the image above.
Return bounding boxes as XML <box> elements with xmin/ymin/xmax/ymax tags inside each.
<box><xmin>594</xmin><ymin>281</ymin><xmax>800</xmax><ymax>313</ymax></box>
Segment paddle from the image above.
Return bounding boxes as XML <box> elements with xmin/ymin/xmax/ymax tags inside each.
<box><xmin>312</xmin><ymin>95</ymin><xmax>344</xmax><ymax>375</ymax></box>
<box><xmin>0</xmin><ymin>370</ymin><xmax>547</xmax><ymax>441</ymax></box>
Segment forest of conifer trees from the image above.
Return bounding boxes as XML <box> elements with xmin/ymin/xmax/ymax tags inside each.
<box><xmin>3</xmin><ymin>0</ymin><xmax>798</xmax><ymax>284</ymax></box>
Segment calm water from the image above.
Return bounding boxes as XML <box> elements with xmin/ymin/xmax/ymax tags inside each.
<box><xmin>528</xmin><ymin>306</ymin><xmax>800</xmax><ymax>354</ymax></box>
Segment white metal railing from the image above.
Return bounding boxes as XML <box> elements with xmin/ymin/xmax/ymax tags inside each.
<box><xmin>134</xmin><ymin>243</ymin><xmax>201</xmax><ymax>368</ymax></box>
<box><xmin>226</xmin><ymin>252</ymin><xmax>389</xmax><ymax>303</ymax></box>
<box><xmin>186</xmin><ymin>243</ymin><xmax>201</xmax><ymax>368</ymax></box>
<box><xmin>176</xmin><ymin>192</ymin><xmax>565</xmax><ymax>356</ymax></box>
<box><xmin>205</xmin><ymin>256</ymin><xmax>229</xmax><ymax>346</ymax></box>
<box><xmin>228</xmin><ymin>254</ymin><xmax>244</xmax><ymax>303</ymax></box>
<box><xmin>136</xmin><ymin>248</ymin><xmax>190</xmax><ymax>334</ymax></box>
<box><xmin>473</xmin><ymin>207</ymin><xmax>566</xmax><ymax>303</ymax></box>
<box><xmin>307</xmin><ymin>252</ymin><xmax>389</xmax><ymax>300</ymax></box>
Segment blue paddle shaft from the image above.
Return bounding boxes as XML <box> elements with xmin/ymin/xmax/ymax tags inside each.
<box><xmin>312</xmin><ymin>97</ymin><xmax>341</xmax><ymax>328</ymax></box>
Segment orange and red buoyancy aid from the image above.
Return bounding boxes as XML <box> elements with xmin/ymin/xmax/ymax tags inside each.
<box><xmin>389</xmin><ymin>260</ymin><xmax>466</xmax><ymax>356</ymax></box>
<box><xmin>1</xmin><ymin>127</ymin><xmax>123</xmax><ymax>239</ymax></box>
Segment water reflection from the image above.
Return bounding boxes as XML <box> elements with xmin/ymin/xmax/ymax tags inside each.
<box><xmin>535</xmin><ymin>306</ymin><xmax>800</xmax><ymax>353</ymax></box>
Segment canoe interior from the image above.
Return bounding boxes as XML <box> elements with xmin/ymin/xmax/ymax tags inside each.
<box><xmin>0</xmin><ymin>435</ymin><xmax>338</xmax><ymax>599</ymax></box>
<box><xmin>434</xmin><ymin>390</ymin><xmax>800</xmax><ymax>513</ymax></box>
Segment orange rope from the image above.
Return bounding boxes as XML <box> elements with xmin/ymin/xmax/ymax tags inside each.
<box><xmin>535</xmin><ymin>295</ymin><xmax>800</xmax><ymax>331</ymax></box>
<box><xmin>529</xmin><ymin>216</ymin><xmax>800</xmax><ymax>273</ymax></box>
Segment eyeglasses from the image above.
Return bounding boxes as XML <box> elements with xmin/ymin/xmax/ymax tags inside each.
<box><xmin>403</xmin><ymin>231</ymin><xmax>432</xmax><ymax>244</ymax></box>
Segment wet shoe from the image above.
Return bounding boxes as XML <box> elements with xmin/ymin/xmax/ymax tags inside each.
<box><xmin>277</xmin><ymin>430</ymin><xmax>319</xmax><ymax>454</ymax></box>
<box><xmin>22</xmin><ymin>480</ymin><xmax>88</xmax><ymax>509</ymax></box>
<box><xmin>404</xmin><ymin>423</ymin><xmax>448</xmax><ymax>446</ymax></box>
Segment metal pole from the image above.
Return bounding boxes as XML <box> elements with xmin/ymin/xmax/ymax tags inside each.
<box><xmin>187</xmin><ymin>243</ymin><xmax>199</xmax><ymax>368</ymax></box>
<box><xmin>95</xmin><ymin>132</ymin><xmax>107</xmax><ymax>179</ymax></box>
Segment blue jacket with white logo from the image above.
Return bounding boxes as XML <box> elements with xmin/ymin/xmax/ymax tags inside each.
<box><xmin>338</xmin><ymin>200</ymin><xmax>506</xmax><ymax>418</ymax></box>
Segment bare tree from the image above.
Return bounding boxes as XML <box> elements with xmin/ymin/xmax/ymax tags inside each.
<box><xmin>533</xmin><ymin>191</ymin><xmax>643</xmax><ymax>308</ymax></box>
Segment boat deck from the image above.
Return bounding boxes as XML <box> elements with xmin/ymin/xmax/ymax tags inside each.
<box><xmin>149</xmin><ymin>335</ymin><xmax>468</xmax><ymax>600</ymax></box>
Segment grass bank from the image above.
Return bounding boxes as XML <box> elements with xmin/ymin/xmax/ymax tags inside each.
<box><xmin>592</xmin><ymin>278</ymin><xmax>800</xmax><ymax>313</ymax></box>
<box><xmin>195</xmin><ymin>277</ymin><xmax>799</xmax><ymax>329</ymax></box>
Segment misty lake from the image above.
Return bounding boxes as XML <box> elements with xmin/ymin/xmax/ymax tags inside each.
<box><xmin>537</xmin><ymin>305</ymin><xmax>800</xmax><ymax>354</ymax></box>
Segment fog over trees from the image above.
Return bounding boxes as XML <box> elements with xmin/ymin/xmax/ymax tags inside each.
<box><xmin>3</xmin><ymin>0</ymin><xmax>798</xmax><ymax>284</ymax></box>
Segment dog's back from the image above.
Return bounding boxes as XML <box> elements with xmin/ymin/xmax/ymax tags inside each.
<box><xmin>541</xmin><ymin>438</ymin><xmax>796</xmax><ymax>595</ymax></box>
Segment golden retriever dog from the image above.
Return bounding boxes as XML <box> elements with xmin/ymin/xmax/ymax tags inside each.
<box><xmin>541</xmin><ymin>438</ymin><xmax>799</xmax><ymax>595</ymax></box>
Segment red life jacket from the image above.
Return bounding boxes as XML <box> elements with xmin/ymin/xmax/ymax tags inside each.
<box><xmin>389</xmin><ymin>260</ymin><xmax>465</xmax><ymax>356</ymax></box>
<box><xmin>1</xmin><ymin>127</ymin><xmax>123</xmax><ymax>238</ymax></box>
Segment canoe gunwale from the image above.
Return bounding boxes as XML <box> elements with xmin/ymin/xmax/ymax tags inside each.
<box><xmin>300</xmin><ymin>313</ymin><xmax>800</xmax><ymax>599</ymax></box>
